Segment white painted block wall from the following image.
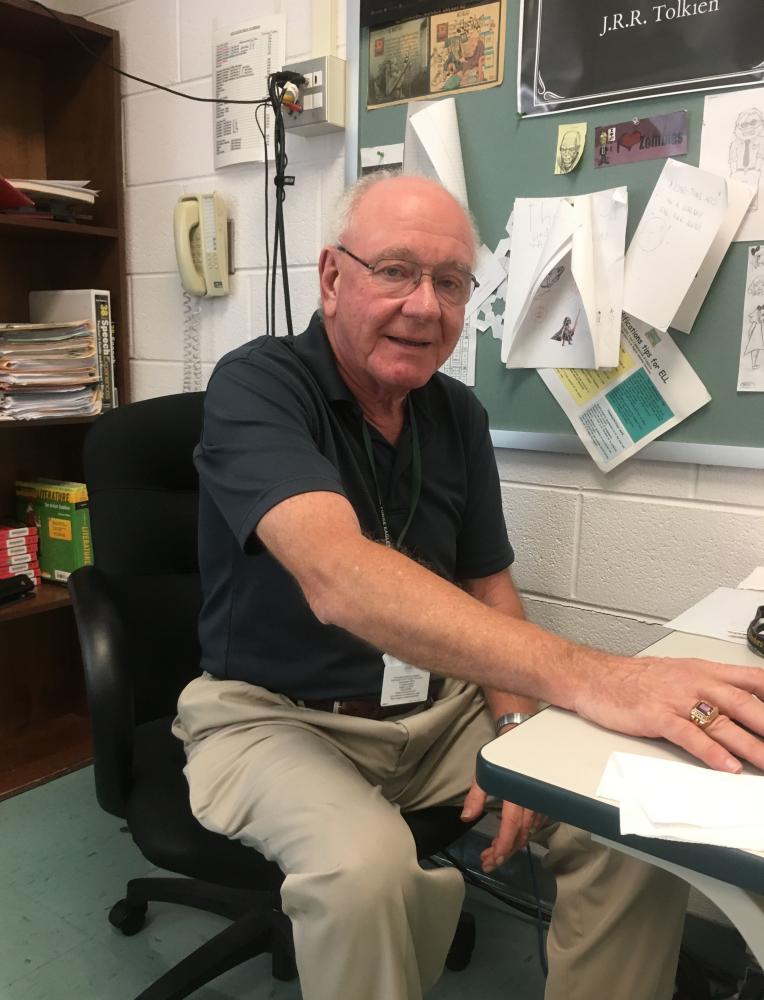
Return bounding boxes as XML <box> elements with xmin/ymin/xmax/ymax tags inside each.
<box><xmin>53</xmin><ymin>0</ymin><xmax>764</xmax><ymax>929</ymax></box>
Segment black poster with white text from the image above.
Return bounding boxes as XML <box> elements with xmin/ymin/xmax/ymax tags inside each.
<box><xmin>519</xmin><ymin>0</ymin><xmax>764</xmax><ymax>116</ymax></box>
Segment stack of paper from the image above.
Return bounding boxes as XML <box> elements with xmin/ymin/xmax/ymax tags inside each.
<box><xmin>1</xmin><ymin>179</ymin><xmax>98</xmax><ymax>223</ymax></box>
<box><xmin>0</xmin><ymin>321</ymin><xmax>101</xmax><ymax>420</ymax></box>
<box><xmin>598</xmin><ymin>752</ymin><xmax>764</xmax><ymax>849</ymax></box>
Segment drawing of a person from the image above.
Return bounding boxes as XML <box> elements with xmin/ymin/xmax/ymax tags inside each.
<box><xmin>551</xmin><ymin>316</ymin><xmax>574</xmax><ymax>345</ymax></box>
<box><xmin>457</xmin><ymin>28</ymin><xmax>485</xmax><ymax>84</ymax></box>
<box><xmin>729</xmin><ymin>107</ymin><xmax>764</xmax><ymax>209</ymax></box>
<box><xmin>751</xmin><ymin>245</ymin><xmax>764</xmax><ymax>269</ymax></box>
<box><xmin>557</xmin><ymin>130</ymin><xmax>582</xmax><ymax>174</ymax></box>
<box><xmin>743</xmin><ymin>303</ymin><xmax>764</xmax><ymax>368</ymax></box>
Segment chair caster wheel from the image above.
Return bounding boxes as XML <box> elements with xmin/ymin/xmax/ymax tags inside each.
<box><xmin>109</xmin><ymin>898</ymin><xmax>148</xmax><ymax>936</ymax></box>
<box><xmin>445</xmin><ymin>911</ymin><xmax>475</xmax><ymax>972</ymax></box>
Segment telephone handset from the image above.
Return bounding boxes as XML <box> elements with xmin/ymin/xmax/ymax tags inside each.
<box><xmin>174</xmin><ymin>192</ymin><xmax>230</xmax><ymax>297</ymax></box>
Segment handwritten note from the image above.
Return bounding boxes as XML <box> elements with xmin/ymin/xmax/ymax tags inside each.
<box><xmin>623</xmin><ymin>159</ymin><xmax>728</xmax><ymax>332</ymax></box>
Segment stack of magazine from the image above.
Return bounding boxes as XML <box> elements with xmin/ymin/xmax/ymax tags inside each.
<box><xmin>0</xmin><ymin>320</ymin><xmax>101</xmax><ymax>420</ymax></box>
<box><xmin>0</xmin><ymin>178</ymin><xmax>98</xmax><ymax>223</ymax></box>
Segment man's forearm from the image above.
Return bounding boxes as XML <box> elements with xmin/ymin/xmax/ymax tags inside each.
<box><xmin>306</xmin><ymin>530</ymin><xmax>618</xmax><ymax>712</ymax></box>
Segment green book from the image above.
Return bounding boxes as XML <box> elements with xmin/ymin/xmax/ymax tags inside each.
<box><xmin>15</xmin><ymin>479</ymin><xmax>93</xmax><ymax>584</ymax></box>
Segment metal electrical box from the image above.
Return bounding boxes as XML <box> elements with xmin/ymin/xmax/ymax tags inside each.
<box><xmin>281</xmin><ymin>55</ymin><xmax>346</xmax><ymax>137</ymax></box>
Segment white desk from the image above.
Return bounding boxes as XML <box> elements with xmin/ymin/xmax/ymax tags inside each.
<box><xmin>476</xmin><ymin>631</ymin><xmax>764</xmax><ymax>964</ymax></box>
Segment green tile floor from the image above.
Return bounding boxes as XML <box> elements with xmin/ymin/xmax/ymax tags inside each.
<box><xmin>0</xmin><ymin>768</ymin><xmax>547</xmax><ymax>1000</ymax></box>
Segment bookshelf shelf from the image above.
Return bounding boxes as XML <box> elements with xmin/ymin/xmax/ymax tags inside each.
<box><xmin>0</xmin><ymin>216</ymin><xmax>119</xmax><ymax>239</ymax></box>
<box><xmin>0</xmin><ymin>0</ymin><xmax>127</xmax><ymax>796</ymax></box>
<box><xmin>0</xmin><ymin>582</ymin><xmax>72</xmax><ymax>623</ymax></box>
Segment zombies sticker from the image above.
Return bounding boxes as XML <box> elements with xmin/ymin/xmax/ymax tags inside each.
<box><xmin>594</xmin><ymin>111</ymin><xmax>689</xmax><ymax>168</ymax></box>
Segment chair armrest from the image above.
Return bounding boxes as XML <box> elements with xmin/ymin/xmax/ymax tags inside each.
<box><xmin>68</xmin><ymin>565</ymin><xmax>134</xmax><ymax>818</ymax></box>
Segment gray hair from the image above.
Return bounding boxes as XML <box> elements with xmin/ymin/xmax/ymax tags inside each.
<box><xmin>323</xmin><ymin>169</ymin><xmax>481</xmax><ymax>265</ymax></box>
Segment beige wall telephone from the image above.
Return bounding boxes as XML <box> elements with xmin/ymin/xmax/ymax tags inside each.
<box><xmin>173</xmin><ymin>192</ymin><xmax>229</xmax><ymax>297</ymax></box>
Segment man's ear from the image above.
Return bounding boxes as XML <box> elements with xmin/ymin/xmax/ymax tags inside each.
<box><xmin>319</xmin><ymin>246</ymin><xmax>340</xmax><ymax>319</ymax></box>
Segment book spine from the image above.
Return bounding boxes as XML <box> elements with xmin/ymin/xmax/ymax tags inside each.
<box><xmin>94</xmin><ymin>292</ymin><xmax>115</xmax><ymax>410</ymax></box>
<box><xmin>75</xmin><ymin>504</ymin><xmax>94</xmax><ymax>568</ymax></box>
<box><xmin>16</xmin><ymin>481</ymin><xmax>88</xmax><ymax>504</ymax></box>
<box><xmin>0</xmin><ymin>524</ymin><xmax>33</xmax><ymax>538</ymax></box>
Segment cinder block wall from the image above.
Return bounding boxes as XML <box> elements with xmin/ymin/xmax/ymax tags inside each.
<box><xmin>54</xmin><ymin>0</ymin><xmax>764</xmax><ymax>929</ymax></box>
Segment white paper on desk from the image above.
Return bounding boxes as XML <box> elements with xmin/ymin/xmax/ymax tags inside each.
<box><xmin>403</xmin><ymin>99</ymin><xmax>468</xmax><ymax>207</ymax></box>
<box><xmin>623</xmin><ymin>160</ymin><xmax>728</xmax><ymax>333</ymax></box>
<box><xmin>740</xmin><ymin>567</ymin><xmax>764</xmax><ymax>590</ymax></box>
<box><xmin>666</xmin><ymin>587</ymin><xmax>764</xmax><ymax>644</ymax></box>
<box><xmin>598</xmin><ymin>752</ymin><xmax>764</xmax><ymax>849</ymax></box>
<box><xmin>501</xmin><ymin>188</ymin><xmax>627</xmax><ymax>370</ymax></box>
<box><xmin>672</xmin><ymin>173</ymin><xmax>755</xmax><ymax>334</ymax></box>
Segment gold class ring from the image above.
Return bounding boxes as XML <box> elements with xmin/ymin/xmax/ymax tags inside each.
<box><xmin>689</xmin><ymin>701</ymin><xmax>720</xmax><ymax>729</ymax></box>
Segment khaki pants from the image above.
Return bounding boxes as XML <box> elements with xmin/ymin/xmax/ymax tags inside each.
<box><xmin>173</xmin><ymin>674</ymin><xmax>688</xmax><ymax>1000</ymax></box>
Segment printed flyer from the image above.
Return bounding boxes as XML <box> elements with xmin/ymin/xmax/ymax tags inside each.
<box><xmin>539</xmin><ymin>314</ymin><xmax>711</xmax><ymax>471</ymax></box>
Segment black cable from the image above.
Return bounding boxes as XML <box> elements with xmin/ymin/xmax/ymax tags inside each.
<box><xmin>526</xmin><ymin>843</ymin><xmax>549</xmax><ymax>978</ymax></box>
<box><xmin>31</xmin><ymin>0</ymin><xmax>270</xmax><ymax>107</ymax></box>
<box><xmin>441</xmin><ymin>847</ymin><xmax>550</xmax><ymax>978</ymax></box>
<box><xmin>255</xmin><ymin>102</ymin><xmax>270</xmax><ymax>338</ymax></box>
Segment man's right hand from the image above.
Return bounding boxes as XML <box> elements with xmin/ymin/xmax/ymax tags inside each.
<box><xmin>574</xmin><ymin>655</ymin><xmax>764</xmax><ymax>773</ymax></box>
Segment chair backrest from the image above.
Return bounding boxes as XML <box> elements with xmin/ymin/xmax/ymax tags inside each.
<box><xmin>82</xmin><ymin>392</ymin><xmax>205</xmax><ymax>724</ymax></box>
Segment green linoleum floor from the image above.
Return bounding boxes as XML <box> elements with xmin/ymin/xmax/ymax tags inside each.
<box><xmin>0</xmin><ymin>767</ymin><xmax>547</xmax><ymax>1000</ymax></box>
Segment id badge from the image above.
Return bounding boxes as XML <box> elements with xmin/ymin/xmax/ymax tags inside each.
<box><xmin>380</xmin><ymin>653</ymin><xmax>430</xmax><ymax>707</ymax></box>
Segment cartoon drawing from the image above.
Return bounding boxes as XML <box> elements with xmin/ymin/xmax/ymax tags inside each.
<box><xmin>748</xmin><ymin>276</ymin><xmax>764</xmax><ymax>296</ymax></box>
<box><xmin>540</xmin><ymin>263</ymin><xmax>565</xmax><ymax>291</ymax></box>
<box><xmin>557</xmin><ymin>130</ymin><xmax>582</xmax><ymax>174</ymax></box>
<box><xmin>636</xmin><ymin>214</ymin><xmax>669</xmax><ymax>252</ymax></box>
<box><xmin>743</xmin><ymin>303</ymin><xmax>764</xmax><ymax>368</ymax></box>
<box><xmin>528</xmin><ymin>202</ymin><xmax>556</xmax><ymax>248</ymax></box>
<box><xmin>729</xmin><ymin>107</ymin><xmax>764</xmax><ymax>210</ymax></box>
<box><xmin>550</xmin><ymin>314</ymin><xmax>577</xmax><ymax>346</ymax></box>
<box><xmin>751</xmin><ymin>245</ymin><xmax>764</xmax><ymax>269</ymax></box>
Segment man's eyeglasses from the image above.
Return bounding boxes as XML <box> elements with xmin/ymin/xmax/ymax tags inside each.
<box><xmin>336</xmin><ymin>244</ymin><xmax>479</xmax><ymax>307</ymax></box>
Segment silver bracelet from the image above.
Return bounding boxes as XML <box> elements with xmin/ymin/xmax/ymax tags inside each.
<box><xmin>495</xmin><ymin>712</ymin><xmax>533</xmax><ymax>736</ymax></box>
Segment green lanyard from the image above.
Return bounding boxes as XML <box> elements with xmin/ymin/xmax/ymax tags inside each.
<box><xmin>360</xmin><ymin>395</ymin><xmax>422</xmax><ymax>550</ymax></box>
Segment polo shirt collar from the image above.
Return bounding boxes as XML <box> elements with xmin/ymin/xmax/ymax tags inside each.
<box><xmin>295</xmin><ymin>311</ymin><xmax>436</xmax><ymax>431</ymax></box>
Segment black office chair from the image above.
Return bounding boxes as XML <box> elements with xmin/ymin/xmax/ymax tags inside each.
<box><xmin>69</xmin><ymin>391</ymin><xmax>478</xmax><ymax>1000</ymax></box>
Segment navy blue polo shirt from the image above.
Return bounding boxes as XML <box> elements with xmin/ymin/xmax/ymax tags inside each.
<box><xmin>194</xmin><ymin>312</ymin><xmax>513</xmax><ymax>700</ymax></box>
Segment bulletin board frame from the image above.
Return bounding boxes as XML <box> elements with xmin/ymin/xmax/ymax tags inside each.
<box><xmin>345</xmin><ymin>1</ymin><xmax>764</xmax><ymax>469</ymax></box>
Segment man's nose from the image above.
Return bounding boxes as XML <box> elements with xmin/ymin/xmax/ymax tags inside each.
<box><xmin>402</xmin><ymin>273</ymin><xmax>442</xmax><ymax>317</ymax></box>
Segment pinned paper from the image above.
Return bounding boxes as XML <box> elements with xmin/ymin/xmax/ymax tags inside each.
<box><xmin>738</xmin><ymin>243</ymin><xmax>764</xmax><ymax>392</ymax></box>
<box><xmin>360</xmin><ymin>143</ymin><xmax>404</xmax><ymax>175</ymax></box>
<box><xmin>555</xmin><ymin>123</ymin><xmax>586</xmax><ymax>175</ymax></box>
<box><xmin>501</xmin><ymin>188</ymin><xmax>627</xmax><ymax>370</ymax></box>
<box><xmin>403</xmin><ymin>98</ymin><xmax>468</xmax><ymax>206</ymax></box>
<box><xmin>623</xmin><ymin>159</ymin><xmax>731</xmax><ymax>333</ymax></box>
<box><xmin>700</xmin><ymin>86</ymin><xmax>764</xmax><ymax>242</ymax></box>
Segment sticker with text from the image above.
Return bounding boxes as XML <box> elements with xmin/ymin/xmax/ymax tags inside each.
<box><xmin>594</xmin><ymin>111</ymin><xmax>689</xmax><ymax>168</ymax></box>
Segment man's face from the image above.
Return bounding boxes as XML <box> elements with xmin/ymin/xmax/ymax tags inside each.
<box><xmin>736</xmin><ymin>109</ymin><xmax>764</xmax><ymax>139</ymax></box>
<box><xmin>560</xmin><ymin>133</ymin><xmax>580</xmax><ymax>169</ymax></box>
<box><xmin>319</xmin><ymin>178</ymin><xmax>475</xmax><ymax>398</ymax></box>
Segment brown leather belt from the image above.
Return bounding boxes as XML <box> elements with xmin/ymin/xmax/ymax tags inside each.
<box><xmin>297</xmin><ymin>696</ymin><xmax>433</xmax><ymax>721</ymax></box>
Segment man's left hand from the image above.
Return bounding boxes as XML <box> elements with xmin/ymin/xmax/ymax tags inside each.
<box><xmin>461</xmin><ymin>778</ymin><xmax>549</xmax><ymax>873</ymax></box>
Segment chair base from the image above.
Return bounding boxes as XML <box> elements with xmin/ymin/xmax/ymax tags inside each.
<box><xmin>112</xmin><ymin>876</ymin><xmax>296</xmax><ymax>1000</ymax></box>
<box><xmin>113</xmin><ymin>875</ymin><xmax>474</xmax><ymax>999</ymax></box>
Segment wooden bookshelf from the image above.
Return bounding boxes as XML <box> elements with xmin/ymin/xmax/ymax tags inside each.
<box><xmin>0</xmin><ymin>0</ymin><xmax>127</xmax><ymax>797</ymax></box>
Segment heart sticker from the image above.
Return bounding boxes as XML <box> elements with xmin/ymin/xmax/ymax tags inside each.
<box><xmin>619</xmin><ymin>130</ymin><xmax>642</xmax><ymax>150</ymax></box>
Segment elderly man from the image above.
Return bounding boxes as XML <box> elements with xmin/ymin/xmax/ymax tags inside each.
<box><xmin>174</xmin><ymin>173</ymin><xmax>764</xmax><ymax>1000</ymax></box>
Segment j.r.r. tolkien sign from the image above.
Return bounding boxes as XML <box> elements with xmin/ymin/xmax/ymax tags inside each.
<box><xmin>519</xmin><ymin>0</ymin><xmax>764</xmax><ymax>116</ymax></box>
